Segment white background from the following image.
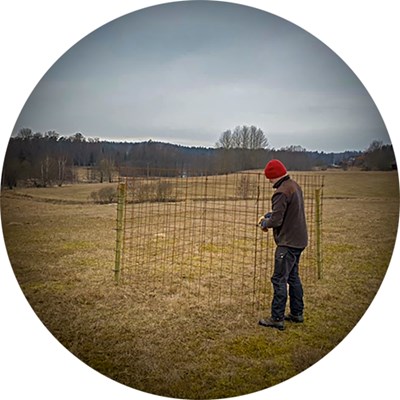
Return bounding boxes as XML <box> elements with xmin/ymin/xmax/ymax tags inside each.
<box><xmin>0</xmin><ymin>1</ymin><xmax>399</xmax><ymax>399</ymax></box>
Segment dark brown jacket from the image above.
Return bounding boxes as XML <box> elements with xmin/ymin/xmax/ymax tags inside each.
<box><xmin>265</xmin><ymin>175</ymin><xmax>308</xmax><ymax>249</ymax></box>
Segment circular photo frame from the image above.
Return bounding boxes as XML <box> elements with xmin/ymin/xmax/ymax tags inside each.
<box><xmin>1</xmin><ymin>1</ymin><xmax>399</xmax><ymax>400</ymax></box>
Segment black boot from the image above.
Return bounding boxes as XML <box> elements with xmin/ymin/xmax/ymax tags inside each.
<box><xmin>258</xmin><ymin>317</ymin><xmax>285</xmax><ymax>331</ymax></box>
<box><xmin>284</xmin><ymin>313</ymin><xmax>304</xmax><ymax>323</ymax></box>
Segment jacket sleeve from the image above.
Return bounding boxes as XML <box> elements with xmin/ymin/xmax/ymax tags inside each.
<box><xmin>265</xmin><ymin>192</ymin><xmax>288</xmax><ymax>228</ymax></box>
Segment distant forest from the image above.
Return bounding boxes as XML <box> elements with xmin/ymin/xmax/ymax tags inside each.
<box><xmin>1</xmin><ymin>127</ymin><xmax>397</xmax><ymax>188</ymax></box>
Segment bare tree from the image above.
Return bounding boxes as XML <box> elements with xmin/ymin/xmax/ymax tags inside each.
<box><xmin>231</xmin><ymin>126</ymin><xmax>243</xmax><ymax>148</ymax></box>
<box><xmin>249</xmin><ymin>125</ymin><xmax>269</xmax><ymax>149</ymax></box>
<box><xmin>98</xmin><ymin>158</ymin><xmax>115</xmax><ymax>183</ymax></box>
<box><xmin>241</xmin><ymin>125</ymin><xmax>250</xmax><ymax>149</ymax></box>
<box><xmin>366</xmin><ymin>140</ymin><xmax>383</xmax><ymax>153</ymax></box>
<box><xmin>236</xmin><ymin>174</ymin><xmax>257</xmax><ymax>199</ymax></box>
<box><xmin>44</xmin><ymin>130</ymin><xmax>59</xmax><ymax>141</ymax></box>
<box><xmin>216</xmin><ymin>130</ymin><xmax>233</xmax><ymax>149</ymax></box>
<box><xmin>217</xmin><ymin>125</ymin><xmax>269</xmax><ymax>150</ymax></box>
<box><xmin>70</xmin><ymin>132</ymin><xmax>85</xmax><ymax>142</ymax></box>
<box><xmin>57</xmin><ymin>155</ymin><xmax>68</xmax><ymax>186</ymax></box>
<box><xmin>16</xmin><ymin>128</ymin><xmax>33</xmax><ymax>140</ymax></box>
<box><xmin>40</xmin><ymin>155</ymin><xmax>52</xmax><ymax>187</ymax></box>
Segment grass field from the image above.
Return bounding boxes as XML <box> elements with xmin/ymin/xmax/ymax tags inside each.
<box><xmin>1</xmin><ymin>170</ymin><xmax>399</xmax><ymax>399</ymax></box>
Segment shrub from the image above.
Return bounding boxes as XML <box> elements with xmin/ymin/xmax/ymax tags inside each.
<box><xmin>132</xmin><ymin>180</ymin><xmax>174</xmax><ymax>202</ymax></box>
<box><xmin>91</xmin><ymin>186</ymin><xmax>117</xmax><ymax>204</ymax></box>
<box><xmin>236</xmin><ymin>175</ymin><xmax>257</xmax><ymax>199</ymax></box>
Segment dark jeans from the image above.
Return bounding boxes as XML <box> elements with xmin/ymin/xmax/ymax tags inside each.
<box><xmin>271</xmin><ymin>246</ymin><xmax>304</xmax><ymax>321</ymax></box>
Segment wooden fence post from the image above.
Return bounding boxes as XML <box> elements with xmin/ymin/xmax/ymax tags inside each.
<box><xmin>315</xmin><ymin>187</ymin><xmax>323</xmax><ymax>279</ymax></box>
<box><xmin>114</xmin><ymin>181</ymin><xmax>126</xmax><ymax>283</ymax></box>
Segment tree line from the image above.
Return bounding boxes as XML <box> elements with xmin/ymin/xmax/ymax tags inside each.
<box><xmin>1</xmin><ymin>127</ymin><xmax>396</xmax><ymax>189</ymax></box>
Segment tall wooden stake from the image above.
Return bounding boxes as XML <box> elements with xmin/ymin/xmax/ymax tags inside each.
<box><xmin>115</xmin><ymin>181</ymin><xmax>126</xmax><ymax>283</ymax></box>
<box><xmin>315</xmin><ymin>187</ymin><xmax>323</xmax><ymax>279</ymax></box>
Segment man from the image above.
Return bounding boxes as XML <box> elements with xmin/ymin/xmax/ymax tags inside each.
<box><xmin>258</xmin><ymin>159</ymin><xmax>308</xmax><ymax>331</ymax></box>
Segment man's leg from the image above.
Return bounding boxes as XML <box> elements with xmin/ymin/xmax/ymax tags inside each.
<box><xmin>259</xmin><ymin>246</ymin><xmax>297</xmax><ymax>330</ymax></box>
<box><xmin>287</xmin><ymin>248</ymin><xmax>304</xmax><ymax>319</ymax></box>
<box><xmin>270</xmin><ymin>246</ymin><xmax>296</xmax><ymax>321</ymax></box>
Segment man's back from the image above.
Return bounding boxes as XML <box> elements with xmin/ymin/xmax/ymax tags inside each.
<box><xmin>269</xmin><ymin>176</ymin><xmax>308</xmax><ymax>249</ymax></box>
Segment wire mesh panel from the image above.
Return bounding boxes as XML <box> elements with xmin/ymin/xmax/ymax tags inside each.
<box><xmin>116</xmin><ymin>169</ymin><xmax>324</xmax><ymax>317</ymax></box>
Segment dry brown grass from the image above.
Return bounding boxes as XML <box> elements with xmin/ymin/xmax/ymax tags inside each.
<box><xmin>1</xmin><ymin>170</ymin><xmax>399</xmax><ymax>399</ymax></box>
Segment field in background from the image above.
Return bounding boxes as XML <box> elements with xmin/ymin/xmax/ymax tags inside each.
<box><xmin>1</xmin><ymin>170</ymin><xmax>399</xmax><ymax>399</ymax></box>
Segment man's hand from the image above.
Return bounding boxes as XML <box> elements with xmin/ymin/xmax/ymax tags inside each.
<box><xmin>258</xmin><ymin>212</ymin><xmax>272</xmax><ymax>232</ymax></box>
<box><xmin>258</xmin><ymin>215</ymin><xmax>268</xmax><ymax>232</ymax></box>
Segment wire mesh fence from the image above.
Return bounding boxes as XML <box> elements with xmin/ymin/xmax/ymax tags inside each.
<box><xmin>115</xmin><ymin>169</ymin><xmax>324</xmax><ymax>317</ymax></box>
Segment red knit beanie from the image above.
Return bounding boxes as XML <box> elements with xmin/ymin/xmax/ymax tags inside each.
<box><xmin>264</xmin><ymin>159</ymin><xmax>287</xmax><ymax>179</ymax></box>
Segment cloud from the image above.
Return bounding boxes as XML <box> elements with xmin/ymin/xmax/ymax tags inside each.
<box><xmin>12</xmin><ymin>1</ymin><xmax>390</xmax><ymax>152</ymax></box>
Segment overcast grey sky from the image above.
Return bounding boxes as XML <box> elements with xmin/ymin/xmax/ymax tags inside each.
<box><xmin>12</xmin><ymin>1</ymin><xmax>391</xmax><ymax>152</ymax></box>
